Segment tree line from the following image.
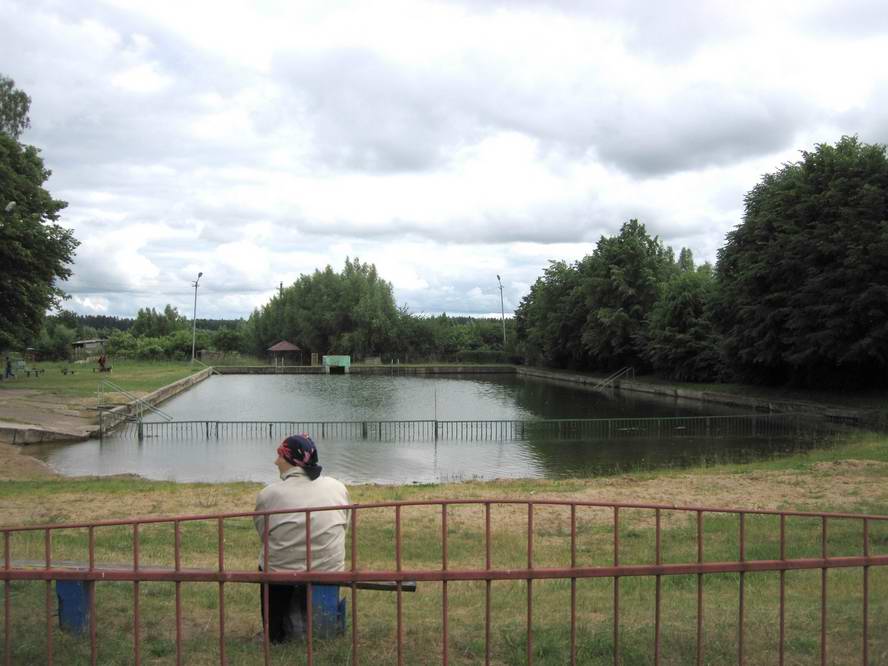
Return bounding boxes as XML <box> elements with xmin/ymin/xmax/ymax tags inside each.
<box><xmin>36</xmin><ymin>268</ymin><xmax>517</xmax><ymax>364</ymax></box>
<box><xmin>5</xmin><ymin>70</ymin><xmax>886</xmax><ymax>387</ymax></box>
<box><xmin>246</xmin><ymin>257</ymin><xmax>516</xmax><ymax>362</ymax></box>
<box><xmin>515</xmin><ymin>136</ymin><xmax>888</xmax><ymax>389</ymax></box>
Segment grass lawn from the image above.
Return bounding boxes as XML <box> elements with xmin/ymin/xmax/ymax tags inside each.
<box><xmin>2</xmin><ymin>432</ymin><xmax>888</xmax><ymax>664</ymax></box>
<box><xmin>0</xmin><ymin>360</ymin><xmax>199</xmax><ymax>400</ymax></box>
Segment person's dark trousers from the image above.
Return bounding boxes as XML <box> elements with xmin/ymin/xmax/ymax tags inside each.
<box><xmin>260</xmin><ymin>578</ymin><xmax>308</xmax><ymax>643</ymax></box>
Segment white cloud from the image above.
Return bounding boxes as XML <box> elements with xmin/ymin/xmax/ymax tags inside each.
<box><xmin>3</xmin><ymin>0</ymin><xmax>888</xmax><ymax>319</ymax></box>
<box><xmin>111</xmin><ymin>63</ymin><xmax>171</xmax><ymax>93</ymax></box>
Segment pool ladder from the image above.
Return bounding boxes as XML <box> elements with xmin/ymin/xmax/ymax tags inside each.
<box><xmin>593</xmin><ymin>366</ymin><xmax>635</xmax><ymax>390</ymax></box>
<box><xmin>97</xmin><ymin>379</ymin><xmax>172</xmax><ymax>437</ymax></box>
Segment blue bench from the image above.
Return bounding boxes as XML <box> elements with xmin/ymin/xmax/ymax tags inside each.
<box><xmin>14</xmin><ymin>562</ymin><xmax>415</xmax><ymax>637</ymax></box>
<box><xmin>56</xmin><ymin>580</ymin><xmax>348</xmax><ymax>636</ymax></box>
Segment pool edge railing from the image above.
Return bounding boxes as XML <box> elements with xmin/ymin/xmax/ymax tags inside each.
<box><xmin>111</xmin><ymin>413</ymin><xmax>843</xmax><ymax>442</ymax></box>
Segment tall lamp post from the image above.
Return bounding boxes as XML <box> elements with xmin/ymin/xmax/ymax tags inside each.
<box><xmin>496</xmin><ymin>274</ymin><xmax>506</xmax><ymax>349</ymax></box>
<box><xmin>191</xmin><ymin>272</ymin><xmax>203</xmax><ymax>363</ymax></box>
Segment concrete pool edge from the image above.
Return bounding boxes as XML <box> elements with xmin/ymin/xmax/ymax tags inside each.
<box><xmin>2</xmin><ymin>367</ymin><xmax>214</xmax><ymax>445</ymax></box>
<box><xmin>98</xmin><ymin>367</ymin><xmax>214</xmax><ymax>436</ymax></box>
<box><xmin>212</xmin><ymin>364</ymin><xmax>511</xmax><ymax>375</ymax></box>
<box><xmin>516</xmin><ymin>366</ymin><xmax>870</xmax><ymax>425</ymax></box>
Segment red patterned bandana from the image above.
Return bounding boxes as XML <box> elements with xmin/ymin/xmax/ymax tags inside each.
<box><xmin>277</xmin><ymin>433</ymin><xmax>322</xmax><ymax>480</ymax></box>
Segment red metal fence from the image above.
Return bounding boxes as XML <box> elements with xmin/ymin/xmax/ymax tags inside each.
<box><xmin>2</xmin><ymin>499</ymin><xmax>887</xmax><ymax>665</ymax></box>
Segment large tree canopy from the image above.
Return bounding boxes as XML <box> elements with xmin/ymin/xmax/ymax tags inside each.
<box><xmin>1</xmin><ymin>81</ymin><xmax>78</xmax><ymax>349</ymax></box>
<box><xmin>247</xmin><ymin>257</ymin><xmax>400</xmax><ymax>357</ymax></box>
<box><xmin>515</xmin><ymin>260</ymin><xmax>589</xmax><ymax>368</ymax></box>
<box><xmin>515</xmin><ymin>220</ymin><xmax>679</xmax><ymax>372</ymax></box>
<box><xmin>716</xmin><ymin>136</ymin><xmax>888</xmax><ymax>387</ymax></box>
<box><xmin>643</xmin><ymin>260</ymin><xmax>724</xmax><ymax>381</ymax></box>
<box><xmin>578</xmin><ymin>219</ymin><xmax>676</xmax><ymax>370</ymax></box>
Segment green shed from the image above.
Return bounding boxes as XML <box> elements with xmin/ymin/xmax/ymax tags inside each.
<box><xmin>322</xmin><ymin>355</ymin><xmax>351</xmax><ymax>374</ymax></box>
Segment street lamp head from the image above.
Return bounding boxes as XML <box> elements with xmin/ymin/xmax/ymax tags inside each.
<box><xmin>496</xmin><ymin>274</ymin><xmax>501</xmax><ymax>282</ymax></box>
<box><xmin>198</xmin><ymin>271</ymin><xmax>203</xmax><ymax>278</ymax></box>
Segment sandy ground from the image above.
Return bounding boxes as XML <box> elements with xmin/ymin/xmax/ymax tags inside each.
<box><xmin>0</xmin><ymin>440</ymin><xmax>59</xmax><ymax>479</ymax></box>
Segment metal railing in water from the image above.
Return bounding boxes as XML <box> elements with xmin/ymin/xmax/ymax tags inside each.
<box><xmin>593</xmin><ymin>366</ymin><xmax>636</xmax><ymax>390</ymax></box>
<box><xmin>114</xmin><ymin>413</ymin><xmax>836</xmax><ymax>441</ymax></box>
<box><xmin>97</xmin><ymin>379</ymin><xmax>173</xmax><ymax>433</ymax></box>
<box><xmin>2</xmin><ymin>498</ymin><xmax>887</xmax><ymax>665</ymax></box>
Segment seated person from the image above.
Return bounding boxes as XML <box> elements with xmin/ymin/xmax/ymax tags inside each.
<box><xmin>254</xmin><ymin>434</ymin><xmax>350</xmax><ymax>643</ymax></box>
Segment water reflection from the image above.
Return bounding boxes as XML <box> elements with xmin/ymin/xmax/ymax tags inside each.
<box><xmin>28</xmin><ymin>375</ymin><xmax>824</xmax><ymax>484</ymax></box>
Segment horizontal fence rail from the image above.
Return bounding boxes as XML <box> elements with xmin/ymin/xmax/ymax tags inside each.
<box><xmin>110</xmin><ymin>413</ymin><xmax>840</xmax><ymax>442</ymax></box>
<box><xmin>2</xmin><ymin>498</ymin><xmax>886</xmax><ymax>665</ymax></box>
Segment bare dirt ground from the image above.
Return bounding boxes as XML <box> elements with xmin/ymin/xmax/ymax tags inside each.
<box><xmin>0</xmin><ymin>388</ymin><xmax>99</xmax><ymax>478</ymax></box>
<box><xmin>0</xmin><ymin>388</ymin><xmax>98</xmax><ymax>436</ymax></box>
<box><xmin>0</xmin><ymin>441</ymin><xmax>59</xmax><ymax>480</ymax></box>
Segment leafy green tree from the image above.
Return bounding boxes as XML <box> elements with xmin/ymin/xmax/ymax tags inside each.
<box><xmin>578</xmin><ymin>219</ymin><xmax>676</xmax><ymax>370</ymax></box>
<box><xmin>212</xmin><ymin>326</ymin><xmax>244</xmax><ymax>352</ymax></box>
<box><xmin>389</xmin><ymin>310</ymin><xmax>442</xmax><ymax>360</ymax></box>
<box><xmin>106</xmin><ymin>331</ymin><xmax>138</xmax><ymax>357</ymax></box>
<box><xmin>131</xmin><ymin>305</ymin><xmax>186</xmax><ymax>338</ymax></box>
<box><xmin>643</xmin><ymin>265</ymin><xmax>725</xmax><ymax>381</ymax></box>
<box><xmin>716</xmin><ymin>136</ymin><xmax>888</xmax><ymax>387</ymax></box>
<box><xmin>1</xmin><ymin>78</ymin><xmax>78</xmax><ymax>349</ymax></box>
<box><xmin>162</xmin><ymin>328</ymin><xmax>211</xmax><ymax>359</ymax></box>
<box><xmin>248</xmin><ymin>258</ymin><xmax>399</xmax><ymax>357</ymax></box>
<box><xmin>34</xmin><ymin>320</ymin><xmax>76</xmax><ymax>361</ymax></box>
<box><xmin>334</xmin><ymin>258</ymin><xmax>400</xmax><ymax>355</ymax></box>
<box><xmin>515</xmin><ymin>260</ymin><xmax>589</xmax><ymax>368</ymax></box>
<box><xmin>0</xmin><ymin>75</ymin><xmax>30</xmax><ymax>140</ymax></box>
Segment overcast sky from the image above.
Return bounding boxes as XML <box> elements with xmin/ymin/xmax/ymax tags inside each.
<box><xmin>3</xmin><ymin>0</ymin><xmax>888</xmax><ymax>320</ymax></box>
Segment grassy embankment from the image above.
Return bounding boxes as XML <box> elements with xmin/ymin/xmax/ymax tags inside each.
<box><xmin>3</xmin><ymin>431</ymin><xmax>888</xmax><ymax>664</ymax></box>
<box><xmin>0</xmin><ymin>360</ymin><xmax>200</xmax><ymax>400</ymax></box>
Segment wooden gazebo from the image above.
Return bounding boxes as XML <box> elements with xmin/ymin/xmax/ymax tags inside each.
<box><xmin>267</xmin><ymin>340</ymin><xmax>303</xmax><ymax>366</ymax></box>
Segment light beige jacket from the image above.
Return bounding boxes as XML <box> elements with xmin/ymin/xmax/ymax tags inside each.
<box><xmin>254</xmin><ymin>467</ymin><xmax>350</xmax><ymax>572</ymax></box>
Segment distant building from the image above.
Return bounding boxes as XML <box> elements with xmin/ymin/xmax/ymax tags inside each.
<box><xmin>72</xmin><ymin>338</ymin><xmax>108</xmax><ymax>360</ymax></box>
<box><xmin>267</xmin><ymin>340</ymin><xmax>303</xmax><ymax>366</ymax></box>
<box><xmin>322</xmin><ymin>355</ymin><xmax>351</xmax><ymax>374</ymax></box>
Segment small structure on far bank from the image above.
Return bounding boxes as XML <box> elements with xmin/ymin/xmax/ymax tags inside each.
<box><xmin>323</xmin><ymin>355</ymin><xmax>351</xmax><ymax>374</ymax></box>
<box><xmin>72</xmin><ymin>338</ymin><xmax>107</xmax><ymax>361</ymax></box>
<box><xmin>267</xmin><ymin>340</ymin><xmax>303</xmax><ymax>366</ymax></box>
